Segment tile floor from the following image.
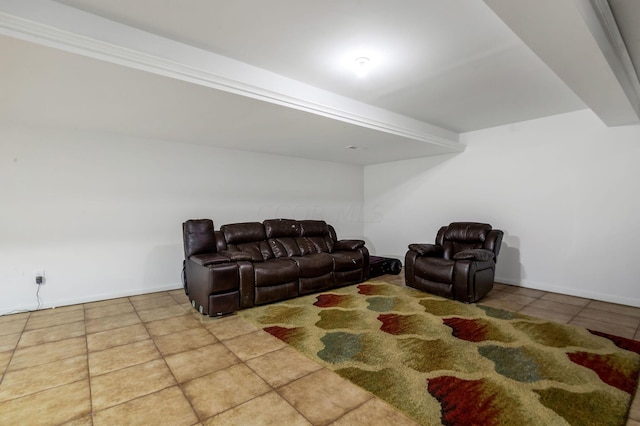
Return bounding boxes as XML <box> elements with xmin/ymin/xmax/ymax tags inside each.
<box><xmin>1</xmin><ymin>274</ymin><xmax>639</xmax><ymax>425</ymax></box>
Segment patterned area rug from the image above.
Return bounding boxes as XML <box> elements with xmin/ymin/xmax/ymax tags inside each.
<box><xmin>239</xmin><ymin>283</ymin><xmax>640</xmax><ymax>426</ymax></box>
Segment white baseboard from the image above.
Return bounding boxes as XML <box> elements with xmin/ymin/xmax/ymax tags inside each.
<box><xmin>495</xmin><ymin>276</ymin><xmax>640</xmax><ymax>308</ymax></box>
<box><xmin>0</xmin><ymin>283</ymin><xmax>184</xmax><ymax>317</ymax></box>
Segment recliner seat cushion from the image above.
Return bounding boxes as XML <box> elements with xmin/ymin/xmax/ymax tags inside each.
<box><xmin>253</xmin><ymin>259</ymin><xmax>299</xmax><ymax>287</ymax></box>
<box><xmin>292</xmin><ymin>253</ymin><xmax>334</xmax><ymax>277</ymax></box>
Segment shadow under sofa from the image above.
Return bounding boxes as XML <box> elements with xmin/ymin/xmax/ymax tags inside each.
<box><xmin>182</xmin><ymin>218</ymin><xmax>370</xmax><ymax>316</ymax></box>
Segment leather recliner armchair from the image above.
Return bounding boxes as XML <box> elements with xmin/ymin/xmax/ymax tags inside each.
<box><xmin>404</xmin><ymin>222</ymin><xmax>503</xmax><ymax>303</ymax></box>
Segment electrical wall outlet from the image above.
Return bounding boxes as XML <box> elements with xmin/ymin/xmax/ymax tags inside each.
<box><xmin>34</xmin><ymin>270</ymin><xmax>45</xmax><ymax>285</ymax></box>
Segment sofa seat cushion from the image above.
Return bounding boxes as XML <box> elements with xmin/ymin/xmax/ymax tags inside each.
<box><xmin>291</xmin><ymin>253</ymin><xmax>334</xmax><ymax>278</ymax></box>
<box><xmin>414</xmin><ymin>257</ymin><xmax>454</xmax><ymax>283</ymax></box>
<box><xmin>254</xmin><ymin>259</ymin><xmax>299</xmax><ymax>287</ymax></box>
<box><xmin>331</xmin><ymin>252</ymin><xmax>364</xmax><ymax>272</ymax></box>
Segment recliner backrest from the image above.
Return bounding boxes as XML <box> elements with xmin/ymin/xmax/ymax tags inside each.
<box><xmin>264</xmin><ymin>219</ymin><xmax>302</xmax><ymax>257</ymax></box>
<box><xmin>183</xmin><ymin>219</ymin><xmax>217</xmax><ymax>258</ymax></box>
<box><xmin>221</xmin><ymin>222</ymin><xmax>273</xmax><ymax>261</ymax></box>
<box><xmin>441</xmin><ymin>222</ymin><xmax>492</xmax><ymax>260</ymax></box>
<box><xmin>300</xmin><ymin>220</ymin><xmax>334</xmax><ymax>254</ymax></box>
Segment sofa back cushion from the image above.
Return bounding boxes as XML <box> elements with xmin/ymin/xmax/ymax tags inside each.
<box><xmin>221</xmin><ymin>222</ymin><xmax>273</xmax><ymax>261</ymax></box>
<box><xmin>300</xmin><ymin>220</ymin><xmax>334</xmax><ymax>253</ymax></box>
<box><xmin>264</xmin><ymin>219</ymin><xmax>301</xmax><ymax>258</ymax></box>
<box><xmin>441</xmin><ymin>222</ymin><xmax>492</xmax><ymax>260</ymax></box>
<box><xmin>183</xmin><ymin>219</ymin><xmax>217</xmax><ymax>258</ymax></box>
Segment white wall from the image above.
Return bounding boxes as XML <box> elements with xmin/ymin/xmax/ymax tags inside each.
<box><xmin>0</xmin><ymin>122</ymin><xmax>364</xmax><ymax>315</ymax></box>
<box><xmin>364</xmin><ymin>110</ymin><xmax>640</xmax><ymax>307</ymax></box>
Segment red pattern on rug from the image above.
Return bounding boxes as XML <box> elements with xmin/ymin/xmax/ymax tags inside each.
<box><xmin>443</xmin><ymin>317</ymin><xmax>489</xmax><ymax>342</ymax></box>
<box><xmin>427</xmin><ymin>376</ymin><xmax>501</xmax><ymax>426</ymax></box>
<box><xmin>568</xmin><ymin>352</ymin><xmax>638</xmax><ymax>394</ymax></box>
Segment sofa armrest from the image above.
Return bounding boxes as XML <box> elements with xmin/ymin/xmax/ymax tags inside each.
<box><xmin>218</xmin><ymin>250</ymin><xmax>253</xmax><ymax>261</ymax></box>
<box><xmin>334</xmin><ymin>239</ymin><xmax>365</xmax><ymax>251</ymax></box>
<box><xmin>408</xmin><ymin>243</ymin><xmax>443</xmax><ymax>257</ymax></box>
<box><xmin>190</xmin><ymin>253</ymin><xmax>231</xmax><ymax>266</ymax></box>
<box><xmin>453</xmin><ymin>249</ymin><xmax>495</xmax><ymax>262</ymax></box>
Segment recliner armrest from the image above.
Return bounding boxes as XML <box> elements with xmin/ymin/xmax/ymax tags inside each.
<box><xmin>190</xmin><ymin>253</ymin><xmax>231</xmax><ymax>266</ymax></box>
<box><xmin>408</xmin><ymin>243</ymin><xmax>443</xmax><ymax>257</ymax></box>
<box><xmin>453</xmin><ymin>249</ymin><xmax>495</xmax><ymax>261</ymax></box>
<box><xmin>219</xmin><ymin>250</ymin><xmax>253</xmax><ymax>261</ymax></box>
<box><xmin>334</xmin><ymin>239</ymin><xmax>365</xmax><ymax>251</ymax></box>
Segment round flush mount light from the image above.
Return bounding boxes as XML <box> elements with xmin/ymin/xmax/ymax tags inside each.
<box><xmin>353</xmin><ymin>57</ymin><xmax>371</xmax><ymax>78</ymax></box>
<box><xmin>345</xmin><ymin>145</ymin><xmax>367</xmax><ymax>150</ymax></box>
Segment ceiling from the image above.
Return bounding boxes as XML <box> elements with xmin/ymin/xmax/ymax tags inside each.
<box><xmin>0</xmin><ymin>0</ymin><xmax>638</xmax><ymax>165</ymax></box>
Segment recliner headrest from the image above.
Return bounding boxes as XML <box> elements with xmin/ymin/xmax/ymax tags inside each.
<box><xmin>264</xmin><ymin>219</ymin><xmax>301</xmax><ymax>238</ymax></box>
<box><xmin>444</xmin><ymin>222</ymin><xmax>492</xmax><ymax>243</ymax></box>
<box><xmin>300</xmin><ymin>220</ymin><xmax>329</xmax><ymax>237</ymax></box>
<box><xmin>221</xmin><ymin>222</ymin><xmax>266</xmax><ymax>244</ymax></box>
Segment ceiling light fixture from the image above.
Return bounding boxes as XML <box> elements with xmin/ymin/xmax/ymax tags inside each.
<box><xmin>345</xmin><ymin>145</ymin><xmax>367</xmax><ymax>150</ymax></box>
<box><xmin>354</xmin><ymin>57</ymin><xmax>371</xmax><ymax>78</ymax></box>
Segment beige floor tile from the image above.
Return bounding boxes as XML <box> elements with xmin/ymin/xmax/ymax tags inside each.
<box><xmin>165</xmin><ymin>343</ymin><xmax>239</xmax><ymax>383</ymax></box>
<box><xmin>205</xmin><ymin>391</ymin><xmax>312</xmax><ymax>426</ymax></box>
<box><xmin>61</xmin><ymin>414</ymin><xmax>93</xmax><ymax>425</ymax></box>
<box><xmin>89</xmin><ymin>339</ymin><xmax>160</xmax><ymax>376</ymax></box>
<box><xmin>574</xmin><ymin>308</ymin><xmax>640</xmax><ymax>330</ymax></box>
<box><xmin>91</xmin><ymin>359</ymin><xmax>176</xmax><ymax>411</ymax></box>
<box><xmin>246</xmin><ymin>346</ymin><xmax>323</xmax><ymax>388</ymax></box>
<box><xmin>93</xmin><ymin>386</ymin><xmax>198</xmax><ymax>426</ymax></box>
<box><xmin>627</xmin><ymin>419</ymin><xmax>640</xmax><ymax>426</ymax></box>
<box><xmin>278</xmin><ymin>369</ymin><xmax>372</xmax><ymax>425</ymax></box>
<box><xmin>0</xmin><ymin>311</ymin><xmax>30</xmax><ymax>324</ymax></box>
<box><xmin>129</xmin><ymin>291</ymin><xmax>168</xmax><ymax>302</ymax></box>
<box><xmin>541</xmin><ymin>292</ymin><xmax>590</xmax><ymax>307</ymax></box>
<box><xmin>0</xmin><ymin>355</ymin><xmax>87</xmax><ymax>402</ymax></box>
<box><xmin>25</xmin><ymin>309</ymin><xmax>84</xmax><ymax>330</ymax></box>
<box><xmin>205</xmin><ymin>315</ymin><xmax>260</xmax><ymax>340</ymax></box>
<box><xmin>568</xmin><ymin>316</ymin><xmax>637</xmax><ymax>339</ymax></box>
<box><xmin>18</xmin><ymin>321</ymin><xmax>85</xmax><ymax>348</ymax></box>
<box><xmin>0</xmin><ymin>317</ymin><xmax>27</xmax><ymax>336</ymax></box>
<box><xmin>169</xmin><ymin>289</ymin><xmax>190</xmax><ymax>302</ymax></box>
<box><xmin>87</xmin><ymin>323</ymin><xmax>150</xmax><ymax>352</ymax></box>
<box><xmin>492</xmin><ymin>282</ymin><xmax>511</xmax><ymax>291</ymax></box>
<box><xmin>0</xmin><ymin>379</ymin><xmax>91</xmax><ymax>425</ymax></box>
<box><xmin>146</xmin><ymin>313</ymin><xmax>203</xmax><ymax>337</ymax></box>
<box><xmin>183</xmin><ymin>363</ymin><xmax>271</xmax><ymax>420</ymax></box>
<box><xmin>587</xmin><ymin>300</ymin><xmax>640</xmax><ymax>318</ymax></box>
<box><xmin>0</xmin><ymin>351</ymin><xmax>12</xmax><ymax>373</ymax></box>
<box><xmin>526</xmin><ymin>299</ymin><xmax>584</xmax><ymax>316</ymax></box>
<box><xmin>500</xmin><ymin>286</ymin><xmax>546</xmax><ymax>299</ymax></box>
<box><xmin>224</xmin><ymin>330</ymin><xmax>287</xmax><ymax>361</ymax></box>
<box><xmin>131</xmin><ymin>294</ymin><xmax>179</xmax><ymax>311</ymax></box>
<box><xmin>478</xmin><ymin>298</ymin><xmax>527</xmax><ymax>312</ymax></box>
<box><xmin>629</xmin><ymin>391</ymin><xmax>640</xmax><ymax>421</ymax></box>
<box><xmin>84</xmin><ymin>301</ymin><xmax>135</xmax><ymax>320</ymax></box>
<box><xmin>154</xmin><ymin>327</ymin><xmax>218</xmax><ymax>356</ymax></box>
<box><xmin>31</xmin><ymin>304</ymin><xmax>83</xmax><ymax>316</ymax></box>
<box><xmin>0</xmin><ymin>332</ymin><xmax>20</xmax><ymax>353</ymax></box>
<box><xmin>137</xmin><ymin>304</ymin><xmax>187</xmax><ymax>322</ymax></box>
<box><xmin>329</xmin><ymin>397</ymin><xmax>420</xmax><ymax>426</ymax></box>
<box><xmin>517</xmin><ymin>306</ymin><xmax>574</xmax><ymax>324</ymax></box>
<box><xmin>9</xmin><ymin>336</ymin><xmax>86</xmax><ymax>371</ymax></box>
<box><xmin>83</xmin><ymin>297</ymin><xmax>130</xmax><ymax>309</ymax></box>
<box><xmin>85</xmin><ymin>312</ymin><xmax>141</xmax><ymax>334</ymax></box>
<box><xmin>497</xmin><ymin>293</ymin><xmax>538</xmax><ymax>307</ymax></box>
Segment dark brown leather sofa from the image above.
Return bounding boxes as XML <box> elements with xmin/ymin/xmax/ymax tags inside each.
<box><xmin>404</xmin><ymin>222</ymin><xmax>503</xmax><ymax>303</ymax></box>
<box><xmin>182</xmin><ymin>218</ymin><xmax>369</xmax><ymax>316</ymax></box>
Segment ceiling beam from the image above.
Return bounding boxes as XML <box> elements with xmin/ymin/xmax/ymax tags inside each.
<box><xmin>0</xmin><ymin>0</ymin><xmax>463</xmax><ymax>151</ymax></box>
<box><xmin>484</xmin><ymin>0</ymin><xmax>640</xmax><ymax>126</ymax></box>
